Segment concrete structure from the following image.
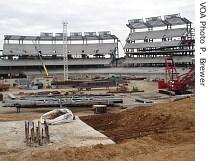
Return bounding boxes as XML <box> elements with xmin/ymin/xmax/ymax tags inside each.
<box><xmin>0</xmin><ymin>14</ymin><xmax>194</xmax><ymax>78</ymax></box>
<box><xmin>123</xmin><ymin>14</ymin><xmax>195</xmax><ymax>67</ymax></box>
<box><xmin>0</xmin><ymin>31</ymin><xmax>119</xmax><ymax>78</ymax></box>
<box><xmin>0</xmin><ymin>117</ymin><xmax>115</xmax><ymax>151</ymax></box>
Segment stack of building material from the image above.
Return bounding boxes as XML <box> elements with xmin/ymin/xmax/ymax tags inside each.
<box><xmin>0</xmin><ymin>81</ymin><xmax>10</xmax><ymax>92</ymax></box>
<box><xmin>135</xmin><ymin>98</ymin><xmax>153</xmax><ymax>104</ymax></box>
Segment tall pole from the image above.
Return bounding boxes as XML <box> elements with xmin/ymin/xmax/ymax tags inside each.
<box><xmin>63</xmin><ymin>21</ymin><xmax>68</xmax><ymax>81</ymax></box>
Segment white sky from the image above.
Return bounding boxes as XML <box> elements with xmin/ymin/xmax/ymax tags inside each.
<box><xmin>0</xmin><ymin>0</ymin><xmax>194</xmax><ymax>54</ymax></box>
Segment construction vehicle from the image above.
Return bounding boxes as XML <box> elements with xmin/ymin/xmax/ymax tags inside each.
<box><xmin>33</xmin><ymin>42</ymin><xmax>53</xmax><ymax>88</ymax></box>
<box><xmin>158</xmin><ymin>57</ymin><xmax>195</xmax><ymax>95</ymax></box>
<box><xmin>0</xmin><ymin>83</ymin><xmax>10</xmax><ymax>92</ymax></box>
<box><xmin>0</xmin><ymin>79</ymin><xmax>10</xmax><ymax>92</ymax></box>
<box><xmin>34</xmin><ymin>45</ymin><xmax>50</xmax><ymax>78</ymax></box>
<box><xmin>116</xmin><ymin>84</ymin><xmax>129</xmax><ymax>92</ymax></box>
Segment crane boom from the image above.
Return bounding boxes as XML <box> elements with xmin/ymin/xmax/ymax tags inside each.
<box><xmin>158</xmin><ymin>57</ymin><xmax>195</xmax><ymax>94</ymax></box>
<box><xmin>33</xmin><ymin>42</ymin><xmax>49</xmax><ymax>77</ymax></box>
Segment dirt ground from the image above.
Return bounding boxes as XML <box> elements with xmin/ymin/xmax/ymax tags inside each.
<box><xmin>0</xmin><ymin>97</ymin><xmax>194</xmax><ymax>161</ymax></box>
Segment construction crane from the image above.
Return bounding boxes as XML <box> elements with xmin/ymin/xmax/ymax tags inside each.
<box><xmin>118</xmin><ymin>39</ymin><xmax>125</xmax><ymax>54</ymax></box>
<box><xmin>169</xmin><ymin>65</ymin><xmax>195</xmax><ymax>92</ymax></box>
<box><xmin>158</xmin><ymin>57</ymin><xmax>195</xmax><ymax>94</ymax></box>
<box><xmin>32</xmin><ymin>41</ymin><xmax>52</xmax><ymax>88</ymax></box>
<box><xmin>33</xmin><ymin>42</ymin><xmax>50</xmax><ymax>78</ymax></box>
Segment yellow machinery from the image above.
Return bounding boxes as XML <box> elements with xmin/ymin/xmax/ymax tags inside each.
<box><xmin>33</xmin><ymin>42</ymin><xmax>53</xmax><ymax>87</ymax></box>
<box><xmin>37</xmin><ymin>51</ymin><xmax>50</xmax><ymax>78</ymax></box>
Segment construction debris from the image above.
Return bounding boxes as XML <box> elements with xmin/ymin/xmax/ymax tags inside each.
<box><xmin>92</xmin><ymin>105</ymin><xmax>107</xmax><ymax>114</ymax></box>
<box><xmin>51</xmin><ymin>79</ymin><xmax>127</xmax><ymax>90</ymax></box>
<box><xmin>7</xmin><ymin>93</ymin><xmax>16</xmax><ymax>99</ymax></box>
<box><xmin>40</xmin><ymin>108</ymin><xmax>75</xmax><ymax>125</ymax></box>
<box><xmin>135</xmin><ymin>98</ymin><xmax>153</xmax><ymax>104</ymax></box>
<box><xmin>0</xmin><ymin>80</ymin><xmax>10</xmax><ymax>92</ymax></box>
<box><xmin>158</xmin><ymin>89</ymin><xmax>175</xmax><ymax>96</ymax></box>
<box><xmin>108</xmin><ymin>84</ymin><xmax>144</xmax><ymax>93</ymax></box>
<box><xmin>25</xmin><ymin>120</ymin><xmax>50</xmax><ymax>146</ymax></box>
<box><xmin>170</xmin><ymin>94</ymin><xmax>192</xmax><ymax>102</ymax></box>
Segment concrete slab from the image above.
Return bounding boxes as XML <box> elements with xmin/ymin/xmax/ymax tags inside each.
<box><xmin>0</xmin><ymin>116</ymin><xmax>115</xmax><ymax>151</ymax></box>
<box><xmin>49</xmin><ymin>116</ymin><xmax>115</xmax><ymax>147</ymax></box>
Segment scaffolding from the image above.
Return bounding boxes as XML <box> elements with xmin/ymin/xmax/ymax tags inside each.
<box><xmin>63</xmin><ymin>21</ymin><xmax>68</xmax><ymax>81</ymax></box>
<box><xmin>124</xmin><ymin>14</ymin><xmax>195</xmax><ymax>67</ymax></box>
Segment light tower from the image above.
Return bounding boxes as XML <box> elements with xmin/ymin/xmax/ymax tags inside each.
<box><xmin>63</xmin><ymin>21</ymin><xmax>68</xmax><ymax>81</ymax></box>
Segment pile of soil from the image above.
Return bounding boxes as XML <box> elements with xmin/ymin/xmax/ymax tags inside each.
<box><xmin>81</xmin><ymin>98</ymin><xmax>195</xmax><ymax>143</ymax></box>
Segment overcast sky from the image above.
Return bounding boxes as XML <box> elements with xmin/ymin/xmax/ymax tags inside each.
<box><xmin>0</xmin><ymin>0</ymin><xmax>194</xmax><ymax>53</ymax></box>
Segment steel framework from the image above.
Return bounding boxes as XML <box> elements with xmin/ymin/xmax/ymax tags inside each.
<box><xmin>158</xmin><ymin>57</ymin><xmax>195</xmax><ymax>93</ymax></box>
<box><xmin>63</xmin><ymin>21</ymin><xmax>68</xmax><ymax>81</ymax></box>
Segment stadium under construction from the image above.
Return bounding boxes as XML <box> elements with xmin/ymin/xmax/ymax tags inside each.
<box><xmin>0</xmin><ymin>13</ymin><xmax>194</xmax><ymax>79</ymax></box>
<box><xmin>0</xmin><ymin>9</ymin><xmax>196</xmax><ymax>161</ymax></box>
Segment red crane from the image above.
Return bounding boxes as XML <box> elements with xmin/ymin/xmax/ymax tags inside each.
<box><xmin>158</xmin><ymin>57</ymin><xmax>194</xmax><ymax>94</ymax></box>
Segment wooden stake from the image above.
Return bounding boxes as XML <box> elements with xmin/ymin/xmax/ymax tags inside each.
<box><xmin>41</xmin><ymin>127</ymin><xmax>44</xmax><ymax>144</ymax></box>
<box><xmin>25</xmin><ymin>121</ymin><xmax>29</xmax><ymax>145</ymax></box>
<box><xmin>31</xmin><ymin>122</ymin><xmax>34</xmax><ymax>143</ymax></box>
<box><xmin>36</xmin><ymin>127</ymin><xmax>39</xmax><ymax>143</ymax></box>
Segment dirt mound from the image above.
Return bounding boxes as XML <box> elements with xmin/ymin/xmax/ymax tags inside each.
<box><xmin>81</xmin><ymin>98</ymin><xmax>194</xmax><ymax>143</ymax></box>
<box><xmin>1</xmin><ymin>136</ymin><xmax>194</xmax><ymax>161</ymax></box>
